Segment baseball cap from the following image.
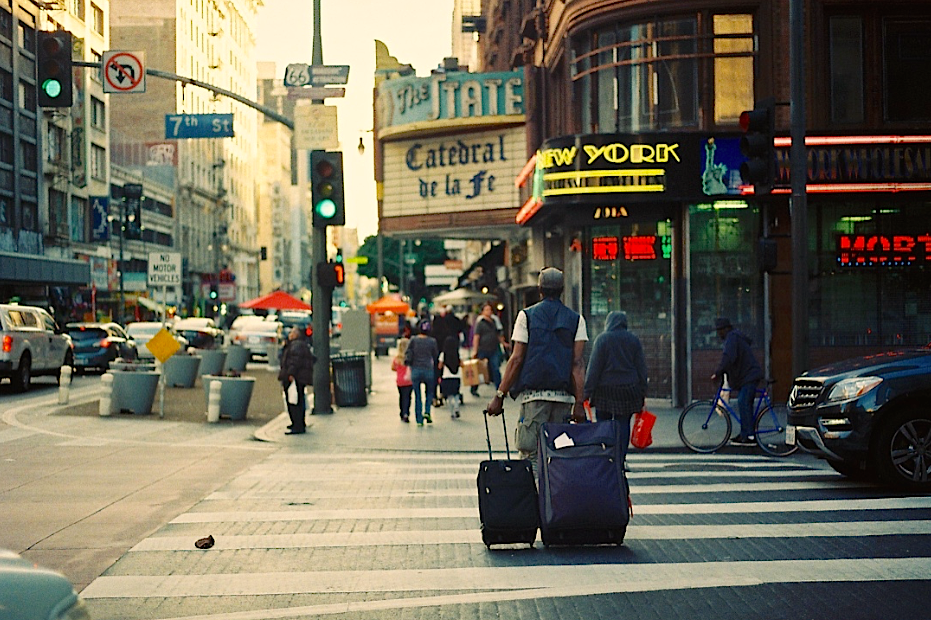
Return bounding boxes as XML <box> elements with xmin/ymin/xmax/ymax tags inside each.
<box><xmin>538</xmin><ymin>267</ymin><xmax>564</xmax><ymax>289</ymax></box>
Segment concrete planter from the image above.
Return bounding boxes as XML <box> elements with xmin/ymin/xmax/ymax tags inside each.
<box><xmin>223</xmin><ymin>345</ymin><xmax>250</xmax><ymax>373</ymax></box>
<box><xmin>163</xmin><ymin>355</ymin><xmax>201</xmax><ymax>388</ymax></box>
<box><xmin>108</xmin><ymin>370</ymin><xmax>161</xmax><ymax>415</ymax></box>
<box><xmin>202</xmin><ymin>375</ymin><xmax>255</xmax><ymax>420</ymax></box>
<box><xmin>195</xmin><ymin>349</ymin><xmax>227</xmax><ymax>377</ymax></box>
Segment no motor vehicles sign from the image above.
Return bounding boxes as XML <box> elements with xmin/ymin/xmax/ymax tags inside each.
<box><xmin>148</xmin><ymin>252</ymin><xmax>182</xmax><ymax>286</ymax></box>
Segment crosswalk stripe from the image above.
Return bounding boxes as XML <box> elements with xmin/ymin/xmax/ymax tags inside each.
<box><xmin>170</xmin><ymin>496</ymin><xmax>931</xmax><ymax>523</ymax></box>
<box><xmin>132</xmin><ymin>520</ymin><xmax>931</xmax><ymax>551</ymax></box>
<box><xmin>206</xmin><ymin>478</ymin><xmax>858</xmax><ymax>501</ymax></box>
<box><xmin>80</xmin><ymin>557</ymin><xmax>931</xmax><ymax>601</ymax></box>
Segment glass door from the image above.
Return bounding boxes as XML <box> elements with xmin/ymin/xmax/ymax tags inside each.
<box><xmin>588</xmin><ymin>220</ymin><xmax>674</xmax><ymax>399</ymax></box>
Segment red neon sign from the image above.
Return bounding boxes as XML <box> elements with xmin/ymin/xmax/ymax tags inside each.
<box><xmin>837</xmin><ymin>234</ymin><xmax>931</xmax><ymax>266</ymax></box>
<box><xmin>623</xmin><ymin>235</ymin><xmax>657</xmax><ymax>261</ymax></box>
<box><xmin>592</xmin><ymin>236</ymin><xmax>619</xmax><ymax>261</ymax></box>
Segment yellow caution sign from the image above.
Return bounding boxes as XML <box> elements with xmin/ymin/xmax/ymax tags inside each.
<box><xmin>146</xmin><ymin>328</ymin><xmax>181</xmax><ymax>363</ymax></box>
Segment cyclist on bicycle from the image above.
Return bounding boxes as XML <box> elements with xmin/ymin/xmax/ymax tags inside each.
<box><xmin>710</xmin><ymin>317</ymin><xmax>762</xmax><ymax>446</ymax></box>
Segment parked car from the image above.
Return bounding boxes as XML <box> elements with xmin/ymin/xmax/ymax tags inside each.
<box><xmin>234</xmin><ymin>320</ymin><xmax>283</xmax><ymax>360</ymax></box>
<box><xmin>227</xmin><ymin>314</ymin><xmax>267</xmax><ymax>343</ymax></box>
<box><xmin>0</xmin><ymin>548</ymin><xmax>91</xmax><ymax>620</ymax></box>
<box><xmin>125</xmin><ymin>322</ymin><xmax>189</xmax><ymax>359</ymax></box>
<box><xmin>0</xmin><ymin>304</ymin><xmax>73</xmax><ymax>392</ymax></box>
<box><xmin>66</xmin><ymin>322</ymin><xmax>137</xmax><ymax>373</ymax></box>
<box><xmin>787</xmin><ymin>347</ymin><xmax>931</xmax><ymax>491</ymax></box>
<box><xmin>269</xmin><ymin>310</ymin><xmax>312</xmax><ymax>338</ymax></box>
<box><xmin>173</xmin><ymin>317</ymin><xmax>224</xmax><ymax>349</ymax></box>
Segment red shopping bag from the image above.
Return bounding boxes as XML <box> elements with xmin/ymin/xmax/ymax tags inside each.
<box><xmin>630</xmin><ymin>410</ymin><xmax>657</xmax><ymax>449</ymax></box>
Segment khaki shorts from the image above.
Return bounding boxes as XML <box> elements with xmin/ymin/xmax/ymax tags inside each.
<box><xmin>515</xmin><ymin>399</ymin><xmax>574</xmax><ymax>461</ymax></box>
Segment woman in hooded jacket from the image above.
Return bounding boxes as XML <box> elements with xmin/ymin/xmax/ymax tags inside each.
<box><xmin>583</xmin><ymin>311</ymin><xmax>648</xmax><ymax>447</ymax></box>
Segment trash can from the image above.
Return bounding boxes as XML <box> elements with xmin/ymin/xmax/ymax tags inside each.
<box><xmin>331</xmin><ymin>352</ymin><xmax>367</xmax><ymax>407</ymax></box>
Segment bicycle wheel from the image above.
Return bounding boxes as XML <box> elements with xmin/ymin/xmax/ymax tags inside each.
<box><xmin>754</xmin><ymin>404</ymin><xmax>798</xmax><ymax>456</ymax></box>
<box><xmin>678</xmin><ymin>400</ymin><xmax>732</xmax><ymax>453</ymax></box>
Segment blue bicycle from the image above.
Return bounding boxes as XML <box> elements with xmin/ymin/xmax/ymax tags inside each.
<box><xmin>678</xmin><ymin>380</ymin><xmax>797</xmax><ymax>456</ymax></box>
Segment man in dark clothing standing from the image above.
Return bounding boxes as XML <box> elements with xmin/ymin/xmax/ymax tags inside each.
<box><xmin>710</xmin><ymin>317</ymin><xmax>763</xmax><ymax>445</ymax></box>
<box><xmin>584</xmin><ymin>311</ymin><xmax>648</xmax><ymax>448</ymax></box>
<box><xmin>279</xmin><ymin>326</ymin><xmax>315</xmax><ymax>435</ymax></box>
<box><xmin>486</xmin><ymin>268</ymin><xmax>588</xmax><ymax>472</ymax></box>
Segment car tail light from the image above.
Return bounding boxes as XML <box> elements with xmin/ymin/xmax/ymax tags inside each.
<box><xmin>94</xmin><ymin>339</ymin><xmax>111</xmax><ymax>348</ymax></box>
<box><xmin>2</xmin><ymin>335</ymin><xmax>11</xmax><ymax>353</ymax></box>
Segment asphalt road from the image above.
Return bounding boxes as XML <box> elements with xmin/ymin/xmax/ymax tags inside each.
<box><xmin>2</xmin><ymin>360</ymin><xmax>931</xmax><ymax>620</ymax></box>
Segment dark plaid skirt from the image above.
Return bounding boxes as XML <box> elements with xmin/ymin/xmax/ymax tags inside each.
<box><xmin>592</xmin><ymin>384</ymin><xmax>644</xmax><ymax>419</ymax></box>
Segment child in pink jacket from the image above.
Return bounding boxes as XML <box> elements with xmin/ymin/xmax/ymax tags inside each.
<box><xmin>391</xmin><ymin>337</ymin><xmax>413</xmax><ymax>422</ymax></box>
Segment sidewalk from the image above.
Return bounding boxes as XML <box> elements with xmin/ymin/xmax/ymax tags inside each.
<box><xmin>254</xmin><ymin>352</ymin><xmax>686</xmax><ymax>453</ymax></box>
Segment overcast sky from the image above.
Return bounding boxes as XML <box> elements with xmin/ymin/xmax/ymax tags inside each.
<box><xmin>255</xmin><ymin>0</ymin><xmax>457</xmax><ymax>239</ymax></box>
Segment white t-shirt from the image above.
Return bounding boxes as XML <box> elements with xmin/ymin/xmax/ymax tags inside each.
<box><xmin>511</xmin><ymin>308</ymin><xmax>588</xmax><ymax>344</ymax></box>
<box><xmin>510</xmin><ymin>306</ymin><xmax>588</xmax><ymax>404</ymax></box>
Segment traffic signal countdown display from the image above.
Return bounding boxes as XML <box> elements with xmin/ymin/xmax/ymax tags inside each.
<box><xmin>317</xmin><ymin>261</ymin><xmax>345</xmax><ymax>288</ymax></box>
<box><xmin>738</xmin><ymin>97</ymin><xmax>776</xmax><ymax>194</ymax></box>
<box><xmin>311</xmin><ymin>151</ymin><xmax>345</xmax><ymax>228</ymax></box>
<box><xmin>37</xmin><ymin>30</ymin><xmax>73</xmax><ymax>107</ymax></box>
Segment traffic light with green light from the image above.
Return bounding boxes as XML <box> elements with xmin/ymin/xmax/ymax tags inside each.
<box><xmin>311</xmin><ymin>151</ymin><xmax>345</xmax><ymax>228</ymax></box>
<box><xmin>37</xmin><ymin>30</ymin><xmax>73</xmax><ymax>108</ymax></box>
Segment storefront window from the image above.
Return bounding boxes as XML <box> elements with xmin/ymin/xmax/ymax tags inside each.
<box><xmin>809</xmin><ymin>200</ymin><xmax>931</xmax><ymax>364</ymax></box>
<box><xmin>829</xmin><ymin>16</ymin><xmax>864</xmax><ymax>124</ymax></box>
<box><xmin>589</xmin><ymin>220</ymin><xmax>673</xmax><ymax>398</ymax></box>
<box><xmin>884</xmin><ymin>19</ymin><xmax>931</xmax><ymax>122</ymax></box>
<box><xmin>573</xmin><ymin>14</ymin><xmax>754</xmax><ymax>132</ymax></box>
<box><xmin>689</xmin><ymin>201</ymin><xmax>762</xmax><ymax>392</ymax></box>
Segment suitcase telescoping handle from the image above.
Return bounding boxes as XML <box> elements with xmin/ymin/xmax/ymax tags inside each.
<box><xmin>482</xmin><ymin>408</ymin><xmax>511</xmax><ymax>460</ymax></box>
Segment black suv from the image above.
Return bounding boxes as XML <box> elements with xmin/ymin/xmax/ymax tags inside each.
<box><xmin>787</xmin><ymin>348</ymin><xmax>931</xmax><ymax>491</ymax></box>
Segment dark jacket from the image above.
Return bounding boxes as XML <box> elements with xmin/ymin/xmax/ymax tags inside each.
<box><xmin>406</xmin><ymin>334</ymin><xmax>438</xmax><ymax>370</ymax></box>
<box><xmin>713</xmin><ymin>328</ymin><xmax>763</xmax><ymax>389</ymax></box>
<box><xmin>584</xmin><ymin>311</ymin><xmax>648</xmax><ymax>400</ymax></box>
<box><xmin>278</xmin><ymin>337</ymin><xmax>315</xmax><ymax>386</ymax></box>
<box><xmin>512</xmin><ymin>297</ymin><xmax>580</xmax><ymax>395</ymax></box>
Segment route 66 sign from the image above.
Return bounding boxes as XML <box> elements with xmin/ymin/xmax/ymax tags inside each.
<box><xmin>284</xmin><ymin>63</ymin><xmax>311</xmax><ymax>87</ymax></box>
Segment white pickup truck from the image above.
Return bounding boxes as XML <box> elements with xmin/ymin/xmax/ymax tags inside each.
<box><xmin>0</xmin><ymin>304</ymin><xmax>73</xmax><ymax>392</ymax></box>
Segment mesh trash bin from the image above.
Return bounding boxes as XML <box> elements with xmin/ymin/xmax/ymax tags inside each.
<box><xmin>331</xmin><ymin>353</ymin><xmax>367</xmax><ymax>407</ymax></box>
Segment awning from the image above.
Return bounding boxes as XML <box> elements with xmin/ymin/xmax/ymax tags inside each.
<box><xmin>456</xmin><ymin>242</ymin><xmax>506</xmax><ymax>289</ymax></box>
<box><xmin>432</xmin><ymin>288</ymin><xmax>496</xmax><ymax>306</ymax></box>
<box><xmin>137</xmin><ymin>296</ymin><xmax>165</xmax><ymax>315</ymax></box>
<box><xmin>366</xmin><ymin>294</ymin><xmax>410</xmax><ymax>315</ymax></box>
<box><xmin>0</xmin><ymin>251</ymin><xmax>90</xmax><ymax>286</ymax></box>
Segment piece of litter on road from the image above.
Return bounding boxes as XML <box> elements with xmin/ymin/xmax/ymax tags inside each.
<box><xmin>553</xmin><ymin>433</ymin><xmax>575</xmax><ymax>449</ymax></box>
<box><xmin>194</xmin><ymin>535</ymin><xmax>215</xmax><ymax>549</ymax></box>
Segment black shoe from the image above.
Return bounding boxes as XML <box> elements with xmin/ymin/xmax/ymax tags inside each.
<box><xmin>287</xmin><ymin>424</ymin><xmax>293</xmax><ymax>430</ymax></box>
<box><xmin>285</xmin><ymin>429</ymin><xmax>306</xmax><ymax>435</ymax></box>
<box><xmin>401</xmin><ymin>415</ymin><xmax>409</xmax><ymax>423</ymax></box>
<box><xmin>470</xmin><ymin>388</ymin><xmax>479</xmax><ymax>397</ymax></box>
<box><xmin>424</xmin><ymin>412</ymin><xmax>432</xmax><ymax>424</ymax></box>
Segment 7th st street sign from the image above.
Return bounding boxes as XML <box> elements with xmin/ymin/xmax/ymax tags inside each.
<box><xmin>165</xmin><ymin>114</ymin><xmax>235</xmax><ymax>139</ymax></box>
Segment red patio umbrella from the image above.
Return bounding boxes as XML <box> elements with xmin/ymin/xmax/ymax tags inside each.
<box><xmin>239</xmin><ymin>290</ymin><xmax>312</xmax><ymax>311</ymax></box>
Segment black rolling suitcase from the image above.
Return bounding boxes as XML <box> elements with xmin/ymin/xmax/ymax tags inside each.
<box><xmin>477</xmin><ymin>409</ymin><xmax>539</xmax><ymax>548</ymax></box>
<box><xmin>538</xmin><ymin>419</ymin><xmax>630</xmax><ymax>546</ymax></box>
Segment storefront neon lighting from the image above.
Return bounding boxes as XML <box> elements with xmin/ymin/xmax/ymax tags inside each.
<box><xmin>543</xmin><ymin>169</ymin><xmax>666</xmax><ymax>196</ymax></box>
<box><xmin>837</xmin><ymin>233</ymin><xmax>931</xmax><ymax>266</ymax></box>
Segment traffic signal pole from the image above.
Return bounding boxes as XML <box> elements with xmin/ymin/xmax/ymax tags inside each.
<box><xmin>790</xmin><ymin>0</ymin><xmax>809</xmax><ymax>377</ymax></box>
<box><xmin>310</xmin><ymin>0</ymin><xmax>333</xmax><ymax>414</ymax></box>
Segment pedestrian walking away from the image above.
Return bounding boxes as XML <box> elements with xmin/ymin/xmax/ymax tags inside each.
<box><xmin>405</xmin><ymin>324</ymin><xmax>439</xmax><ymax>426</ymax></box>
<box><xmin>278</xmin><ymin>326</ymin><xmax>315</xmax><ymax>435</ymax></box>
<box><xmin>485</xmin><ymin>267</ymin><xmax>588</xmax><ymax>475</ymax></box>
<box><xmin>711</xmin><ymin>317</ymin><xmax>763</xmax><ymax>445</ymax></box>
<box><xmin>471</xmin><ymin>302</ymin><xmax>505</xmax><ymax>397</ymax></box>
<box><xmin>584</xmin><ymin>310</ymin><xmax>648</xmax><ymax>449</ymax></box>
<box><xmin>391</xmin><ymin>337</ymin><xmax>413</xmax><ymax>423</ymax></box>
<box><xmin>439</xmin><ymin>335</ymin><xmax>462</xmax><ymax>418</ymax></box>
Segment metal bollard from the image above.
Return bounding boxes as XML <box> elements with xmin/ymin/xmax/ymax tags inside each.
<box><xmin>99</xmin><ymin>372</ymin><xmax>113</xmax><ymax>417</ymax></box>
<box><xmin>207</xmin><ymin>379</ymin><xmax>221</xmax><ymax>423</ymax></box>
<box><xmin>58</xmin><ymin>365</ymin><xmax>72</xmax><ymax>405</ymax></box>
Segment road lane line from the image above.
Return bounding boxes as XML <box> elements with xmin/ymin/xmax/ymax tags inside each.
<box><xmin>170</xmin><ymin>496</ymin><xmax>931</xmax><ymax>523</ymax></box>
<box><xmin>80</xmin><ymin>557</ymin><xmax>931</xmax><ymax>601</ymax></box>
<box><xmin>131</xmin><ymin>520</ymin><xmax>931</xmax><ymax>551</ymax></box>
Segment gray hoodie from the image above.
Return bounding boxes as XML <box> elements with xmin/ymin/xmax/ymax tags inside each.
<box><xmin>583</xmin><ymin>311</ymin><xmax>648</xmax><ymax>399</ymax></box>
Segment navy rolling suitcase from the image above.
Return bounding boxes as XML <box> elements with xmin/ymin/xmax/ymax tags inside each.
<box><xmin>538</xmin><ymin>419</ymin><xmax>630</xmax><ymax>546</ymax></box>
<box><xmin>477</xmin><ymin>409</ymin><xmax>539</xmax><ymax>548</ymax></box>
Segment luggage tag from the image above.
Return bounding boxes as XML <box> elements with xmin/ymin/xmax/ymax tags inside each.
<box><xmin>553</xmin><ymin>433</ymin><xmax>575</xmax><ymax>449</ymax></box>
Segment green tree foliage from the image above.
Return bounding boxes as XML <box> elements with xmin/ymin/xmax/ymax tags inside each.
<box><xmin>356</xmin><ymin>235</ymin><xmax>448</xmax><ymax>293</ymax></box>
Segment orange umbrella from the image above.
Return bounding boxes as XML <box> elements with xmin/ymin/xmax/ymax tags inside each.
<box><xmin>366</xmin><ymin>294</ymin><xmax>410</xmax><ymax>314</ymax></box>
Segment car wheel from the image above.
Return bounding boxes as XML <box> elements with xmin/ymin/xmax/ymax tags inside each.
<box><xmin>873</xmin><ymin>410</ymin><xmax>931</xmax><ymax>491</ymax></box>
<box><xmin>827</xmin><ymin>459</ymin><xmax>874</xmax><ymax>481</ymax></box>
<box><xmin>14</xmin><ymin>353</ymin><xmax>31</xmax><ymax>393</ymax></box>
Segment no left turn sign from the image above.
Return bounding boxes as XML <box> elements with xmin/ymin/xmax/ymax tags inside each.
<box><xmin>103</xmin><ymin>50</ymin><xmax>146</xmax><ymax>94</ymax></box>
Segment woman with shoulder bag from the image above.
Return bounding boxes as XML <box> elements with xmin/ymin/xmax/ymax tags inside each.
<box><xmin>278</xmin><ymin>326</ymin><xmax>315</xmax><ymax>435</ymax></box>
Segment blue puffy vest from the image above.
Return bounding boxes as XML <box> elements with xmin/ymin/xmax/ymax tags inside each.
<box><xmin>511</xmin><ymin>298</ymin><xmax>580</xmax><ymax>395</ymax></box>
